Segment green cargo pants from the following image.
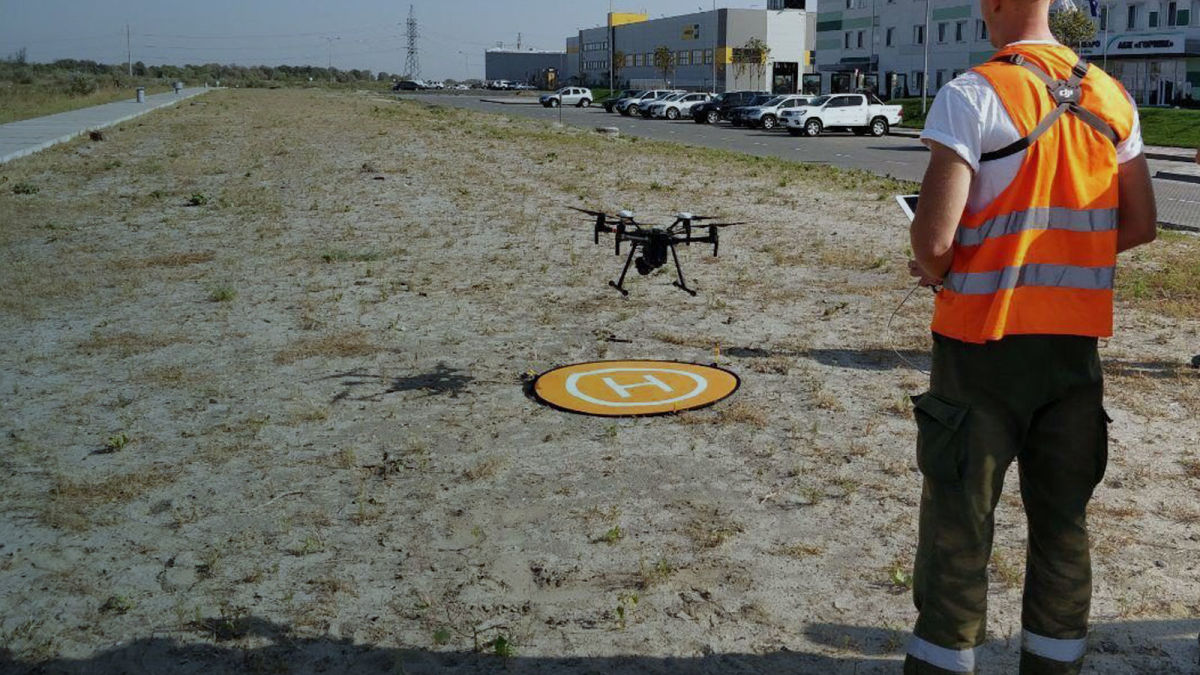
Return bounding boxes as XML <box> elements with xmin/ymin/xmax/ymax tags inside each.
<box><xmin>904</xmin><ymin>333</ymin><xmax>1110</xmax><ymax>675</ymax></box>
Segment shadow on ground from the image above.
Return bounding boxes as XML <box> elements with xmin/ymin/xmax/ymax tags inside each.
<box><xmin>2</xmin><ymin>617</ymin><xmax>1195</xmax><ymax>674</ymax></box>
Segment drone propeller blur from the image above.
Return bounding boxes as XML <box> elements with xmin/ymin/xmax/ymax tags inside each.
<box><xmin>569</xmin><ymin>206</ymin><xmax>744</xmax><ymax>296</ymax></box>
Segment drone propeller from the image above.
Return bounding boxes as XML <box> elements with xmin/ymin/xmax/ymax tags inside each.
<box><xmin>703</xmin><ymin>221</ymin><xmax>745</xmax><ymax>228</ymax></box>
<box><xmin>568</xmin><ymin>206</ymin><xmax>610</xmax><ymax>218</ymax></box>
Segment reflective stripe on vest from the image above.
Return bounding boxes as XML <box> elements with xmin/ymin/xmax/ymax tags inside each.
<box><xmin>955</xmin><ymin>207</ymin><xmax>1118</xmax><ymax>247</ymax></box>
<box><xmin>944</xmin><ymin>263</ymin><xmax>1114</xmax><ymax>295</ymax></box>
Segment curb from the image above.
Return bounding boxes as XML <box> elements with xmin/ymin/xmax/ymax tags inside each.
<box><xmin>0</xmin><ymin>89</ymin><xmax>212</xmax><ymax>165</ymax></box>
<box><xmin>479</xmin><ymin>98</ymin><xmax>541</xmax><ymax>106</ymax></box>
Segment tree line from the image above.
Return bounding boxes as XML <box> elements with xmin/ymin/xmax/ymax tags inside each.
<box><xmin>2</xmin><ymin>49</ymin><xmax>398</xmax><ymax>92</ymax></box>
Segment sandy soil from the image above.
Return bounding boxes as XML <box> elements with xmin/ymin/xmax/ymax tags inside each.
<box><xmin>0</xmin><ymin>88</ymin><xmax>1197</xmax><ymax>674</ymax></box>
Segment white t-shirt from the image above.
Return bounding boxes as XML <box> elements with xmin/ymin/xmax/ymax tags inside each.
<box><xmin>920</xmin><ymin>41</ymin><xmax>1144</xmax><ymax>213</ymax></box>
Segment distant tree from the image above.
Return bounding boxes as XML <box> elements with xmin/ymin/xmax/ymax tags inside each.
<box><xmin>4</xmin><ymin>47</ymin><xmax>27</xmax><ymax>64</ymax></box>
<box><xmin>1049</xmin><ymin>9</ymin><xmax>1097</xmax><ymax>49</ymax></box>
<box><xmin>653</xmin><ymin>46</ymin><xmax>674</xmax><ymax>86</ymax></box>
<box><xmin>736</xmin><ymin>37</ymin><xmax>771</xmax><ymax>89</ymax></box>
<box><xmin>612</xmin><ymin>50</ymin><xmax>626</xmax><ymax>87</ymax></box>
<box><xmin>377</xmin><ymin>71</ymin><xmax>391</xmax><ymax>81</ymax></box>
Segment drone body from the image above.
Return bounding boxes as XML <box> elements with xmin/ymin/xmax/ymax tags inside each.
<box><xmin>569</xmin><ymin>207</ymin><xmax>743</xmax><ymax>296</ymax></box>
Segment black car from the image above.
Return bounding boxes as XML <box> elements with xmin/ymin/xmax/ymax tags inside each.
<box><xmin>392</xmin><ymin>80</ymin><xmax>425</xmax><ymax>91</ymax></box>
<box><xmin>691</xmin><ymin>90</ymin><xmax>770</xmax><ymax>124</ymax></box>
<box><xmin>601</xmin><ymin>89</ymin><xmax>642</xmax><ymax>113</ymax></box>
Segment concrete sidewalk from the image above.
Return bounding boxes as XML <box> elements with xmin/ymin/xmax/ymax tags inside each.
<box><xmin>0</xmin><ymin>88</ymin><xmax>213</xmax><ymax>164</ymax></box>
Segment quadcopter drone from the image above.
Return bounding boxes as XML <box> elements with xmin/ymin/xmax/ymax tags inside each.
<box><xmin>569</xmin><ymin>207</ymin><xmax>743</xmax><ymax>296</ymax></box>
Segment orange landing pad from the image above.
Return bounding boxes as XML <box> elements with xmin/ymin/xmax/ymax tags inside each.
<box><xmin>533</xmin><ymin>360</ymin><xmax>740</xmax><ymax>417</ymax></box>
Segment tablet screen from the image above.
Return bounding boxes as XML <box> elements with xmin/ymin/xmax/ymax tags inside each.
<box><xmin>895</xmin><ymin>194</ymin><xmax>919</xmax><ymax>221</ymax></box>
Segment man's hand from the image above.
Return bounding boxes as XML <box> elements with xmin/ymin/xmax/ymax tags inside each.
<box><xmin>908</xmin><ymin>259</ymin><xmax>943</xmax><ymax>288</ymax></box>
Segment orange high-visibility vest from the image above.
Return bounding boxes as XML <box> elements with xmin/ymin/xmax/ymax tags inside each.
<box><xmin>930</xmin><ymin>44</ymin><xmax>1136</xmax><ymax>344</ymax></box>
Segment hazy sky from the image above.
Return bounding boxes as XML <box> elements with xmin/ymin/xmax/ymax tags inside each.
<box><xmin>1</xmin><ymin>1</ymin><xmax>768</xmax><ymax>79</ymax></box>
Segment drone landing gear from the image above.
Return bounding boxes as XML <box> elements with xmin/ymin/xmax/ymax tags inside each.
<box><xmin>607</xmin><ymin>241</ymin><xmax>698</xmax><ymax>296</ymax></box>
<box><xmin>609</xmin><ymin>242</ymin><xmax>639</xmax><ymax>296</ymax></box>
<box><xmin>669</xmin><ymin>244</ymin><xmax>697</xmax><ymax>296</ymax></box>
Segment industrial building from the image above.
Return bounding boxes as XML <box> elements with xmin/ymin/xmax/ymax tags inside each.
<box><xmin>485</xmin><ymin>49</ymin><xmax>567</xmax><ymax>88</ymax></box>
<box><xmin>814</xmin><ymin>0</ymin><xmax>1200</xmax><ymax>102</ymax></box>
<box><xmin>567</xmin><ymin>1</ymin><xmax>817</xmax><ymax>94</ymax></box>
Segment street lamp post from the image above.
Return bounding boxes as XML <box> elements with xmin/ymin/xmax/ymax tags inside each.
<box><xmin>324</xmin><ymin>36</ymin><xmax>340</xmax><ymax>83</ymax></box>
<box><xmin>921</xmin><ymin>0</ymin><xmax>931</xmax><ymax>113</ymax></box>
<box><xmin>458</xmin><ymin>50</ymin><xmax>470</xmax><ymax>81</ymax></box>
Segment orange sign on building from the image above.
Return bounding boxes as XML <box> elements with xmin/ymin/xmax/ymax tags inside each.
<box><xmin>533</xmin><ymin>360</ymin><xmax>739</xmax><ymax>417</ymax></box>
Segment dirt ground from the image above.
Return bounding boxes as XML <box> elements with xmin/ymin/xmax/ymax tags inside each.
<box><xmin>1</xmin><ymin>88</ymin><xmax>1197</xmax><ymax>674</ymax></box>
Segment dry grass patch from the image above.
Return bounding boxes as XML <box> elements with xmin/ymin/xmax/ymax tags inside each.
<box><xmin>1116</xmin><ymin>230</ymin><xmax>1200</xmax><ymax>319</ymax></box>
<box><xmin>713</xmin><ymin>401</ymin><xmax>769</xmax><ymax>427</ymax></box>
<box><xmin>42</xmin><ymin>467</ymin><xmax>179</xmax><ymax>531</ymax></box>
<box><xmin>76</xmin><ymin>331</ymin><xmax>189</xmax><ymax>357</ymax></box>
<box><xmin>126</xmin><ymin>251</ymin><xmax>216</xmax><ymax>268</ymax></box>
<box><xmin>274</xmin><ymin>330</ymin><xmax>383</xmax><ymax>365</ymax></box>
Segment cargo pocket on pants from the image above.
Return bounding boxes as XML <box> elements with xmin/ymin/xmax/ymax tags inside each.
<box><xmin>1096</xmin><ymin>408</ymin><xmax>1112</xmax><ymax>486</ymax></box>
<box><xmin>912</xmin><ymin>392</ymin><xmax>969</xmax><ymax>486</ymax></box>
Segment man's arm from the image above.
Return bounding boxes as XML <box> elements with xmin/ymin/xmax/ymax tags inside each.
<box><xmin>1116</xmin><ymin>154</ymin><xmax>1156</xmax><ymax>253</ymax></box>
<box><xmin>910</xmin><ymin>142</ymin><xmax>973</xmax><ymax>284</ymax></box>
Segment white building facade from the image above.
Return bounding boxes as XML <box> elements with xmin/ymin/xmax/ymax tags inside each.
<box><xmin>569</xmin><ymin>3</ymin><xmax>817</xmax><ymax>94</ymax></box>
<box><xmin>814</xmin><ymin>0</ymin><xmax>1200</xmax><ymax>102</ymax></box>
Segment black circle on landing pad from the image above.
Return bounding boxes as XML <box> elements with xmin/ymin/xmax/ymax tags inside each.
<box><xmin>532</xmin><ymin>360</ymin><xmax>740</xmax><ymax>417</ymax></box>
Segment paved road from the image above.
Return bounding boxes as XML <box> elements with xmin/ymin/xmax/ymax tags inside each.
<box><xmin>405</xmin><ymin>93</ymin><xmax>1200</xmax><ymax>231</ymax></box>
<box><xmin>0</xmin><ymin>88</ymin><xmax>212</xmax><ymax>164</ymax></box>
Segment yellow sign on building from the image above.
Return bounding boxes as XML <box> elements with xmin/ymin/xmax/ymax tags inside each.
<box><xmin>608</xmin><ymin>12</ymin><xmax>648</xmax><ymax>27</ymax></box>
<box><xmin>533</xmin><ymin>360</ymin><xmax>740</xmax><ymax>417</ymax></box>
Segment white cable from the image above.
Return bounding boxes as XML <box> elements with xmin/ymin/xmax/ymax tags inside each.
<box><xmin>888</xmin><ymin>279</ymin><xmax>930</xmax><ymax>375</ymax></box>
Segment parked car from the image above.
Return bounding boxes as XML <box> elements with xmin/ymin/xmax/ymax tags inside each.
<box><xmin>454</xmin><ymin>83</ymin><xmax>471</xmax><ymax>90</ymax></box>
<box><xmin>781</xmin><ymin>93</ymin><xmax>903</xmax><ymax>137</ymax></box>
<box><xmin>640</xmin><ymin>93</ymin><xmax>686</xmax><ymax>118</ymax></box>
<box><xmin>487</xmin><ymin>80</ymin><xmax>514</xmax><ymax>90</ymax></box>
<box><xmin>512</xmin><ymin>82</ymin><xmax>537</xmax><ymax>91</ymax></box>
<box><xmin>691</xmin><ymin>90</ymin><xmax>770</xmax><ymax>124</ymax></box>
<box><xmin>617</xmin><ymin>89</ymin><xmax>684</xmax><ymax>116</ymax></box>
<box><xmin>540</xmin><ymin>87</ymin><xmax>593</xmax><ymax>108</ymax></box>
<box><xmin>732</xmin><ymin>94</ymin><xmax>813</xmax><ymax>130</ymax></box>
<box><xmin>649</xmin><ymin>92</ymin><xmax>713</xmax><ymax>120</ymax></box>
<box><xmin>601</xmin><ymin>89</ymin><xmax>642</xmax><ymax>112</ymax></box>
<box><xmin>426</xmin><ymin>80</ymin><xmax>445</xmax><ymax>90</ymax></box>
<box><xmin>726</xmin><ymin>94</ymin><xmax>775</xmax><ymax>126</ymax></box>
<box><xmin>392</xmin><ymin>80</ymin><xmax>425</xmax><ymax>91</ymax></box>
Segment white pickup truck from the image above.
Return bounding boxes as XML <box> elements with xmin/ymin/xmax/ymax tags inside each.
<box><xmin>780</xmin><ymin>93</ymin><xmax>903</xmax><ymax>137</ymax></box>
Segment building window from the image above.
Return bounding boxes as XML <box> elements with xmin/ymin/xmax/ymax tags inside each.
<box><xmin>914</xmin><ymin>25</ymin><xmax>925</xmax><ymax>44</ymax></box>
<box><xmin>1149</xmin><ymin>7</ymin><xmax>1159</xmax><ymax>25</ymax></box>
<box><xmin>678</xmin><ymin>50</ymin><xmax>690</xmax><ymax>66</ymax></box>
<box><xmin>692</xmin><ymin>49</ymin><xmax>703</xmax><ymax>63</ymax></box>
<box><xmin>1127</xmin><ymin>4</ymin><xmax>1138</xmax><ymax>28</ymax></box>
<box><xmin>886</xmin><ymin>27</ymin><xmax>895</xmax><ymax>46</ymax></box>
<box><xmin>1100</xmin><ymin>5</ymin><xmax>1109</xmax><ymax>29</ymax></box>
<box><xmin>1167</xmin><ymin>0</ymin><xmax>1178</xmax><ymax>23</ymax></box>
<box><xmin>977</xmin><ymin>19</ymin><xmax>989</xmax><ymax>40</ymax></box>
<box><xmin>936</xmin><ymin>70</ymin><xmax>945</xmax><ymax>89</ymax></box>
<box><xmin>913</xmin><ymin>71</ymin><xmax>924</xmax><ymax>93</ymax></box>
<box><xmin>846</xmin><ymin>0</ymin><xmax>853</xmax><ymax>8</ymax></box>
<box><xmin>857</xmin><ymin>31</ymin><xmax>864</xmax><ymax>48</ymax></box>
<box><xmin>634</xmin><ymin>54</ymin><xmax>642</xmax><ymax>66</ymax></box>
<box><xmin>937</xmin><ymin>22</ymin><xmax>947</xmax><ymax>42</ymax></box>
<box><xmin>956</xmin><ymin>20</ymin><xmax>966</xmax><ymax>41</ymax></box>
<box><xmin>845</xmin><ymin>32</ymin><xmax>852</xmax><ymax>48</ymax></box>
<box><xmin>705</xmin><ymin>49</ymin><xmax>714</xmax><ymax>64</ymax></box>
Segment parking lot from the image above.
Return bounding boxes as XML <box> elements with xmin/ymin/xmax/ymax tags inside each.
<box><xmin>403</xmin><ymin>92</ymin><xmax>1200</xmax><ymax>231</ymax></box>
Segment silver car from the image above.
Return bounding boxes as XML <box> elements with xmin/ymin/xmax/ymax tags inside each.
<box><xmin>649</xmin><ymin>92</ymin><xmax>713</xmax><ymax>120</ymax></box>
<box><xmin>735</xmin><ymin>95</ymin><xmax>812</xmax><ymax>130</ymax></box>
<box><xmin>617</xmin><ymin>89</ymin><xmax>683</xmax><ymax>116</ymax></box>
<box><xmin>540</xmin><ymin>87</ymin><xmax>593</xmax><ymax>108</ymax></box>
